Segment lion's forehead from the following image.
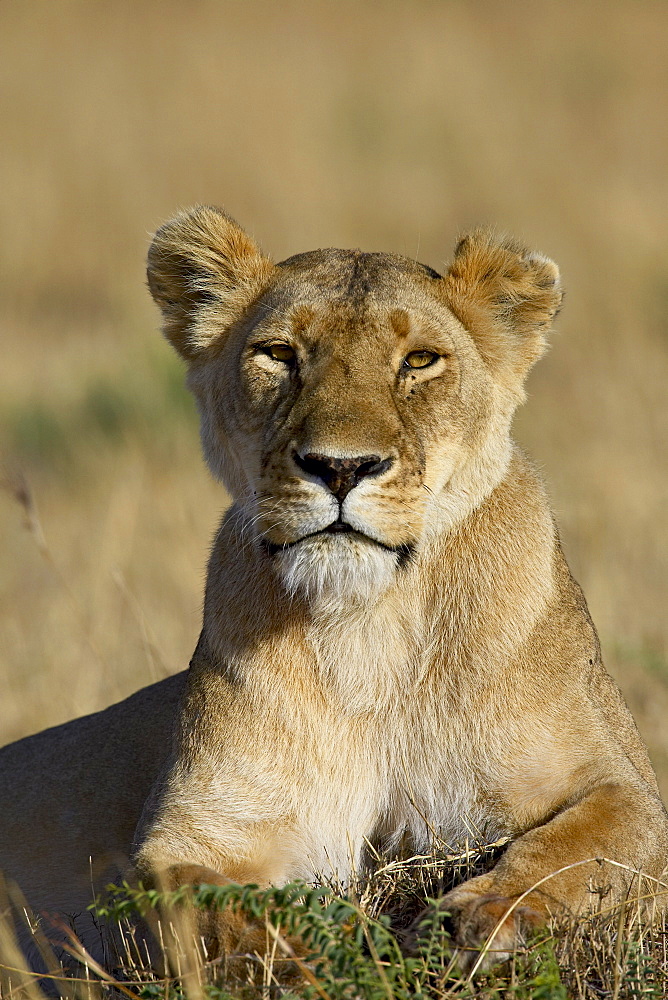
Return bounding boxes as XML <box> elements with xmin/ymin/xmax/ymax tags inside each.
<box><xmin>274</xmin><ymin>249</ymin><xmax>442</xmax><ymax>302</ymax></box>
<box><xmin>251</xmin><ymin>252</ymin><xmax>454</xmax><ymax>351</ymax></box>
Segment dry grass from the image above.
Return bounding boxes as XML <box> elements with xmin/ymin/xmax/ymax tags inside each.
<box><xmin>1</xmin><ymin>0</ymin><xmax>667</xmax><ymax>992</ymax></box>
<box><xmin>2</xmin><ymin>843</ymin><xmax>668</xmax><ymax>999</ymax></box>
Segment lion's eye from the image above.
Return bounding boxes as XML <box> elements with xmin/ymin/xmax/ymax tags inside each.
<box><xmin>403</xmin><ymin>350</ymin><xmax>438</xmax><ymax>369</ymax></box>
<box><xmin>265</xmin><ymin>343</ymin><xmax>296</xmax><ymax>364</ymax></box>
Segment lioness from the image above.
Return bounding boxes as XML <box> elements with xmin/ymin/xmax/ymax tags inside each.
<box><xmin>2</xmin><ymin>207</ymin><xmax>667</xmax><ymax>973</ymax></box>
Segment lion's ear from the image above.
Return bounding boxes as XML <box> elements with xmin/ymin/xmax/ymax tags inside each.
<box><xmin>442</xmin><ymin>231</ymin><xmax>563</xmax><ymax>391</ymax></box>
<box><xmin>147</xmin><ymin>206</ymin><xmax>275</xmax><ymax>361</ymax></box>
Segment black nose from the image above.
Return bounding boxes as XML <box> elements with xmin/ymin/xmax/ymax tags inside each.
<box><xmin>294</xmin><ymin>452</ymin><xmax>393</xmax><ymax>502</ymax></box>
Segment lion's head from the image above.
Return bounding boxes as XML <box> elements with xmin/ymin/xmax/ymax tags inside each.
<box><xmin>148</xmin><ymin>207</ymin><xmax>562</xmax><ymax>602</ymax></box>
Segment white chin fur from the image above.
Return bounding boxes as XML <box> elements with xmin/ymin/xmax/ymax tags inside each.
<box><xmin>274</xmin><ymin>534</ymin><xmax>398</xmax><ymax>603</ymax></box>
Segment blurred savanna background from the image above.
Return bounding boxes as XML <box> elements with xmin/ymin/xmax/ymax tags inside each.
<box><xmin>1</xmin><ymin>1</ymin><xmax>667</xmax><ymax>791</ymax></box>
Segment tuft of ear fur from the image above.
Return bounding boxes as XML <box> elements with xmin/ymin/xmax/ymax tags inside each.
<box><xmin>442</xmin><ymin>231</ymin><xmax>563</xmax><ymax>392</ymax></box>
<box><xmin>147</xmin><ymin>206</ymin><xmax>275</xmax><ymax>361</ymax></box>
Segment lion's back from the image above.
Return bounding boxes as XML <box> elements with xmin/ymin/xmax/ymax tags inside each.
<box><xmin>0</xmin><ymin>672</ymin><xmax>186</xmax><ymax>923</ymax></box>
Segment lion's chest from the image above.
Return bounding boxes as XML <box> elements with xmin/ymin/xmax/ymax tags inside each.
<box><xmin>288</xmin><ymin>696</ymin><xmax>506</xmax><ymax>882</ymax></box>
<box><xmin>373</xmin><ymin>711</ymin><xmax>506</xmax><ymax>855</ymax></box>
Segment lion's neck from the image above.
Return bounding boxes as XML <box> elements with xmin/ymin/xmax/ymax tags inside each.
<box><xmin>303</xmin><ymin>589</ymin><xmax>429</xmax><ymax>714</ymax></box>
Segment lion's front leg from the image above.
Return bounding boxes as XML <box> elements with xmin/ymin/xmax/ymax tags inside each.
<box><xmin>161</xmin><ymin>863</ymin><xmax>276</xmax><ymax>963</ymax></box>
<box><xmin>133</xmin><ymin>854</ymin><xmax>311</xmax><ymax>982</ymax></box>
<box><xmin>411</xmin><ymin>781</ymin><xmax>668</xmax><ymax>973</ymax></box>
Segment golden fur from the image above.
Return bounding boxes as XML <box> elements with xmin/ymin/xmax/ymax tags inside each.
<box><xmin>2</xmin><ymin>207</ymin><xmax>667</xmax><ymax>972</ymax></box>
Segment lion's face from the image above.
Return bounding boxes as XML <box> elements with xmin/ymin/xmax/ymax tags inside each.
<box><xmin>194</xmin><ymin>253</ymin><xmax>501</xmax><ymax>601</ymax></box>
<box><xmin>148</xmin><ymin>208</ymin><xmax>562</xmax><ymax>602</ymax></box>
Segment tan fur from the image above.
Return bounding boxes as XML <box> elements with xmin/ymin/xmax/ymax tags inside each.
<box><xmin>2</xmin><ymin>207</ymin><xmax>667</xmax><ymax>973</ymax></box>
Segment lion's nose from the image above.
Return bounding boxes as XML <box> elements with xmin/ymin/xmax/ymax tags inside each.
<box><xmin>294</xmin><ymin>452</ymin><xmax>393</xmax><ymax>503</ymax></box>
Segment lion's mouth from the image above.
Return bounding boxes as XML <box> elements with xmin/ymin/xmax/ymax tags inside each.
<box><xmin>262</xmin><ymin>521</ymin><xmax>361</xmax><ymax>554</ymax></box>
<box><xmin>261</xmin><ymin>520</ymin><xmax>414</xmax><ymax>562</ymax></box>
<box><xmin>323</xmin><ymin>520</ymin><xmax>354</xmax><ymax>535</ymax></box>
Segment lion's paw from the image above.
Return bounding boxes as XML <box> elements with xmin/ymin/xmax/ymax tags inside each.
<box><xmin>408</xmin><ymin>889</ymin><xmax>545</xmax><ymax>974</ymax></box>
